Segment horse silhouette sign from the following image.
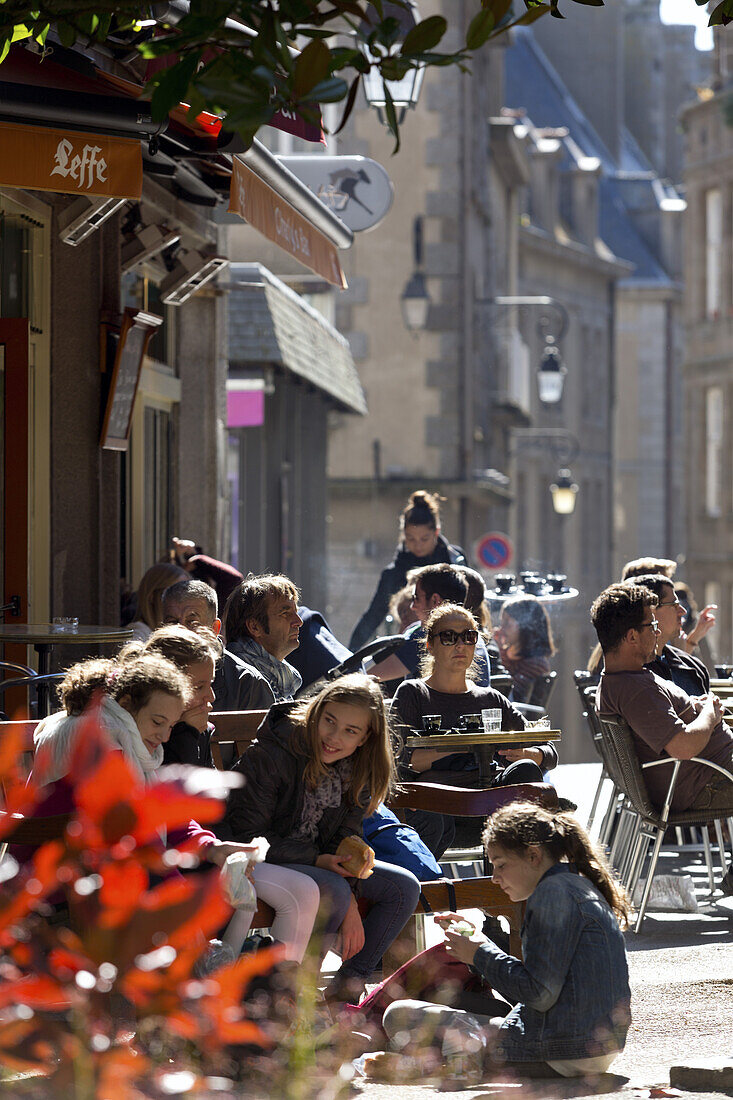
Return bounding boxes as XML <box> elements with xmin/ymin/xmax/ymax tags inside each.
<box><xmin>279</xmin><ymin>155</ymin><xmax>394</xmax><ymax>233</ymax></box>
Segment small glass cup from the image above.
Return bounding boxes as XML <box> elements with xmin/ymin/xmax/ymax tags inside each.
<box><xmin>481</xmin><ymin>708</ymin><xmax>502</xmax><ymax>733</ymax></box>
<box><xmin>422</xmin><ymin>714</ymin><xmax>442</xmax><ymax>733</ymax></box>
<box><xmin>52</xmin><ymin>616</ymin><xmax>79</xmax><ymax>633</ymax></box>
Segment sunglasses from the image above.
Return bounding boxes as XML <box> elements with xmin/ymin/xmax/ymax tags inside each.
<box><xmin>429</xmin><ymin>629</ymin><xmax>479</xmax><ymax>646</ymax></box>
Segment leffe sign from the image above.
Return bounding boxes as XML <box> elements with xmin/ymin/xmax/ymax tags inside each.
<box><xmin>0</xmin><ymin>120</ymin><xmax>142</xmax><ymax>199</ymax></box>
<box><xmin>277</xmin><ymin>156</ymin><xmax>393</xmax><ymax>233</ymax></box>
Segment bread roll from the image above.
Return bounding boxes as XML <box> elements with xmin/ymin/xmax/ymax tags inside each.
<box><xmin>335</xmin><ymin>835</ymin><xmax>375</xmax><ymax>878</ymax></box>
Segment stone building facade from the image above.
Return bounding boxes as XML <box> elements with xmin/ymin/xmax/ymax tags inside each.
<box><xmin>681</xmin><ymin>30</ymin><xmax>733</xmax><ymax>664</ymax></box>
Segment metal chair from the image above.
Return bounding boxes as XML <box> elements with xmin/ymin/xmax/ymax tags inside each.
<box><xmin>0</xmin><ymin>673</ymin><xmax>65</xmax><ymax>719</ymax></box>
<box><xmin>573</xmin><ymin>671</ymin><xmax>620</xmax><ymax>841</ymax></box>
<box><xmin>527</xmin><ymin>671</ymin><xmax>557</xmax><ymax>710</ymax></box>
<box><xmin>598</xmin><ymin>712</ymin><xmax>733</xmax><ymax>932</ymax></box>
<box><xmin>490</xmin><ymin>673</ymin><xmax>512</xmax><ymax>698</ymax></box>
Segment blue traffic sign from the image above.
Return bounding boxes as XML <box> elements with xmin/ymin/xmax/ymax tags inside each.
<box><xmin>475</xmin><ymin>532</ymin><xmax>514</xmax><ymax>571</ymax></box>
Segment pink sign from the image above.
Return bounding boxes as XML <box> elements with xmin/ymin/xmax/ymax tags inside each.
<box><xmin>227</xmin><ymin>389</ymin><xmax>264</xmax><ymax>427</ymax></box>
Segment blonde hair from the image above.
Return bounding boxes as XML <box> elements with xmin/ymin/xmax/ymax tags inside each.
<box><xmin>134</xmin><ymin>562</ymin><xmax>188</xmax><ymax>631</ymax></box>
<box><xmin>483</xmin><ymin>802</ymin><xmax>631</xmax><ymax>927</ymax></box>
<box><xmin>420</xmin><ymin>603</ymin><xmax>480</xmax><ymax>681</ymax></box>
<box><xmin>290</xmin><ymin>674</ymin><xmax>396</xmax><ymax>816</ymax></box>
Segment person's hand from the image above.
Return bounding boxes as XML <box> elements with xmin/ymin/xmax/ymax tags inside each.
<box><xmin>683</xmin><ymin>605</ymin><xmax>717</xmax><ymax>651</ymax></box>
<box><xmin>337</xmin><ymin>898</ymin><xmax>365</xmax><ymax>961</ymax></box>
<box><xmin>433</xmin><ymin>911</ymin><xmax>466</xmax><ymax>930</ymax></box>
<box><xmin>315</xmin><ymin>853</ymin><xmax>352</xmax><ymax>878</ymax></box>
<box><xmin>444</xmin><ymin>926</ymin><xmax>488</xmax><ymax>965</ymax></box>
<box><xmin>205</xmin><ymin>840</ymin><xmax>260</xmax><ymax>870</ymax></box>
<box><xmin>496</xmin><ymin>746</ymin><xmax>543</xmax><ymax>766</ymax></box>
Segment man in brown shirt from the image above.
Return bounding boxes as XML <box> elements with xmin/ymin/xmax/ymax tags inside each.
<box><xmin>591</xmin><ymin>582</ymin><xmax>733</xmax><ymax>895</ymax></box>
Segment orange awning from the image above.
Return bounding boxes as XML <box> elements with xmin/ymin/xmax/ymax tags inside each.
<box><xmin>0</xmin><ymin>120</ymin><xmax>142</xmax><ymax>199</ymax></box>
<box><xmin>228</xmin><ymin>157</ymin><xmax>347</xmax><ymax>289</ymax></box>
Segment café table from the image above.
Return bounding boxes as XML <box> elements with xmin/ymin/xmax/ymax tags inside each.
<box><xmin>0</xmin><ymin>623</ymin><xmax>133</xmax><ymax>716</ymax></box>
<box><xmin>405</xmin><ymin>728</ymin><xmax>562</xmax><ymax>784</ymax></box>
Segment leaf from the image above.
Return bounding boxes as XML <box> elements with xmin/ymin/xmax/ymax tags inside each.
<box><xmin>305</xmin><ymin>76</ymin><xmax>349</xmax><ymax>104</ymax></box>
<box><xmin>383</xmin><ymin>84</ymin><xmax>401</xmax><ymax>154</ymax></box>
<box><xmin>400</xmin><ymin>15</ymin><xmax>448</xmax><ymax>55</ymax></box>
<box><xmin>56</xmin><ymin>20</ymin><xmax>76</xmax><ymax>49</ymax></box>
<box><xmin>151</xmin><ymin>52</ymin><xmax>200</xmax><ymax>122</ymax></box>
<box><xmin>466</xmin><ymin>9</ymin><xmax>495</xmax><ymax>48</ymax></box>
<box><xmin>570</xmin><ymin>0</ymin><xmax>604</xmax><ymax>5</ymax></box>
<box><xmin>709</xmin><ymin>0</ymin><xmax>733</xmax><ymax>24</ymax></box>
<box><xmin>490</xmin><ymin>2</ymin><xmax>551</xmax><ymax>36</ymax></box>
<box><xmin>293</xmin><ymin>37</ymin><xmax>331</xmax><ymax>97</ymax></box>
<box><xmin>333</xmin><ymin>74</ymin><xmax>362</xmax><ymax>133</ymax></box>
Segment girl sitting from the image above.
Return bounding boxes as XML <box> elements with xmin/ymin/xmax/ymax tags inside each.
<box><xmin>390</xmin><ymin>603</ymin><xmax>558</xmax><ymax>859</ymax></box>
<box><xmin>380</xmin><ymin>802</ymin><xmax>631</xmax><ymax>1082</ymax></box>
<box><xmin>143</xmin><ymin>625</ymin><xmax>324</xmax><ymax>965</ymax></box>
<box><xmin>217</xmin><ymin>673</ymin><xmax>421</xmax><ymax>1008</ymax></box>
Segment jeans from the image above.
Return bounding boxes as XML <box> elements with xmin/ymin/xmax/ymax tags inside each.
<box><xmin>281</xmin><ymin>859</ymin><xmax>421</xmax><ymax>978</ymax></box>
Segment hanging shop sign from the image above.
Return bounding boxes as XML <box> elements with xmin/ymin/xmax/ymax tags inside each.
<box><xmin>228</xmin><ymin>157</ymin><xmax>346</xmax><ymax>289</ymax></box>
<box><xmin>278</xmin><ymin>155</ymin><xmax>394</xmax><ymax>233</ymax></box>
<box><xmin>0</xmin><ymin>120</ymin><xmax>142</xmax><ymax>199</ymax></box>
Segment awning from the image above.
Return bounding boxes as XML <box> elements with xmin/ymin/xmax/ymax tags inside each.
<box><xmin>228</xmin><ymin>158</ymin><xmax>347</xmax><ymax>289</ymax></box>
<box><xmin>228</xmin><ymin>263</ymin><xmax>366</xmax><ymax>415</ymax></box>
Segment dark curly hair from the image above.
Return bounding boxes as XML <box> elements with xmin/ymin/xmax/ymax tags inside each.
<box><xmin>590</xmin><ymin>582</ymin><xmax>657</xmax><ymax>653</ymax></box>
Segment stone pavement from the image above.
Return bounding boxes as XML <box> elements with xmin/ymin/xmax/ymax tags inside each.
<box><xmin>347</xmin><ymin>764</ymin><xmax>733</xmax><ymax>1099</ymax></box>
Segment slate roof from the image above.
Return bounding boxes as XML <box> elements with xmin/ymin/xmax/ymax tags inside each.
<box><xmin>504</xmin><ymin>29</ymin><xmax>678</xmax><ymax>288</ymax></box>
<box><xmin>227</xmin><ymin>263</ymin><xmax>367</xmax><ymax>415</ymax></box>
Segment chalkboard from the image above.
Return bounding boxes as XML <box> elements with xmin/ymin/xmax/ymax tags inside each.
<box><xmin>100</xmin><ymin>309</ymin><xmax>162</xmax><ymax>450</ymax></box>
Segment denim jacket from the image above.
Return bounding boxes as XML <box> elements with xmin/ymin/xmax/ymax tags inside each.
<box><xmin>473</xmin><ymin>863</ymin><xmax>631</xmax><ymax>1062</ymax></box>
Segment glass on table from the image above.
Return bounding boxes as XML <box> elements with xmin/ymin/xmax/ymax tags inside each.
<box><xmin>481</xmin><ymin>708</ymin><xmax>502</xmax><ymax>733</ymax></box>
<box><xmin>52</xmin><ymin>617</ymin><xmax>79</xmax><ymax>633</ymax></box>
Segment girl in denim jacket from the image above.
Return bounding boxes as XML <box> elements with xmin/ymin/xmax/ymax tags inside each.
<box><xmin>379</xmin><ymin>803</ymin><xmax>631</xmax><ymax>1083</ymax></box>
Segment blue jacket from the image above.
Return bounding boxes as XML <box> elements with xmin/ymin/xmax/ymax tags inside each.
<box><xmin>473</xmin><ymin>864</ymin><xmax>630</xmax><ymax>1062</ymax></box>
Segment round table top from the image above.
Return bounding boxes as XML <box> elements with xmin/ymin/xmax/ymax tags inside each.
<box><xmin>406</xmin><ymin>729</ymin><xmax>561</xmax><ymax>749</ymax></box>
<box><xmin>0</xmin><ymin>623</ymin><xmax>133</xmax><ymax>644</ymax></box>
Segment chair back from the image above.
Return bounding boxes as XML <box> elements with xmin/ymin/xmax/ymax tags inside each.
<box><xmin>597</xmin><ymin>713</ymin><xmax>660</xmax><ymax>823</ymax></box>
<box><xmin>527</xmin><ymin>671</ymin><xmax>557</xmax><ymax>709</ymax></box>
<box><xmin>490</xmin><ymin>673</ymin><xmax>512</xmax><ymax>698</ymax></box>
<box><xmin>209</xmin><ymin>710</ymin><xmax>269</xmax><ymax>768</ymax></box>
<box><xmin>388</xmin><ymin>781</ymin><xmax>558</xmax><ymax>818</ymax></box>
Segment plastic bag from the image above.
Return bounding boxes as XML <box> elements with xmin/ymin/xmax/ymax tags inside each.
<box><xmin>220</xmin><ymin>851</ymin><xmax>258</xmax><ymax>915</ymax></box>
<box><xmin>633</xmin><ymin>874</ymin><xmax>698</xmax><ymax>912</ymax></box>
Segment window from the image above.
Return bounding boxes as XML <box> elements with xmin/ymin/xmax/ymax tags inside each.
<box><xmin>705</xmin><ymin>386</ymin><xmax>723</xmax><ymax>516</ymax></box>
<box><xmin>705</xmin><ymin>188</ymin><xmax>722</xmax><ymax>318</ymax></box>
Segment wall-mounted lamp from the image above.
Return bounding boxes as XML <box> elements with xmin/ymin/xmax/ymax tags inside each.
<box><xmin>513</xmin><ymin>428</ymin><xmax>580</xmax><ymax>516</ymax></box>
<box><xmin>490</xmin><ymin>295</ymin><xmax>570</xmax><ymax>405</ymax></box>
<box><xmin>401</xmin><ymin>215</ymin><xmax>430</xmax><ymax>332</ymax></box>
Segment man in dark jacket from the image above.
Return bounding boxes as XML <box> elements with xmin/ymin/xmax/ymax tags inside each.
<box><xmin>349</xmin><ymin>532</ymin><xmax>466</xmax><ymax>651</ymax></box>
<box><xmin>161</xmin><ymin>579</ymin><xmax>273</xmax><ymax>711</ymax></box>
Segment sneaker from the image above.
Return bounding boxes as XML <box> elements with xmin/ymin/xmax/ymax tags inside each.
<box><xmin>720</xmin><ymin>868</ymin><xmax>733</xmax><ymax>897</ymax></box>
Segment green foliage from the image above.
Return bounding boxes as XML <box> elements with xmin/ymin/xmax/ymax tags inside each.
<box><xmin>0</xmin><ymin>0</ymin><xmax>612</xmax><ymax>151</ymax></box>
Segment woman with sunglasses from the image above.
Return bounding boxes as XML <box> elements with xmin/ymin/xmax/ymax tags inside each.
<box><xmin>390</xmin><ymin>604</ymin><xmax>558</xmax><ymax>857</ymax></box>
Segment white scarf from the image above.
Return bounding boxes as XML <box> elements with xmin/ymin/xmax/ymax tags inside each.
<box><xmin>34</xmin><ymin>695</ymin><xmax>162</xmax><ymax>785</ymax></box>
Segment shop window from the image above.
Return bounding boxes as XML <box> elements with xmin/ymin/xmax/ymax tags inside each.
<box><xmin>143</xmin><ymin>406</ymin><xmax>173</xmax><ymax>567</ymax></box>
<box><xmin>0</xmin><ymin>209</ymin><xmax>45</xmax><ymax>333</ymax></box>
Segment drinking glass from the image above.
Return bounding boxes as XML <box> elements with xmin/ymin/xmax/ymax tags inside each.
<box><xmin>481</xmin><ymin>708</ymin><xmax>502</xmax><ymax>733</ymax></box>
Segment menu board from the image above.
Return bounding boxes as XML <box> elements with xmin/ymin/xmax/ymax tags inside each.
<box><xmin>100</xmin><ymin>309</ymin><xmax>162</xmax><ymax>450</ymax></box>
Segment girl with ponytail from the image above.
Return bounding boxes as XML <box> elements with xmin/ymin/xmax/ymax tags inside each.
<box><xmin>376</xmin><ymin>803</ymin><xmax>631</xmax><ymax>1082</ymax></box>
<box><xmin>349</xmin><ymin>489</ymin><xmax>467</xmax><ymax>651</ymax></box>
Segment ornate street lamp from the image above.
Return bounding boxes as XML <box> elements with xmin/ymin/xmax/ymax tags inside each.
<box><xmin>536</xmin><ymin>341</ymin><xmax>567</xmax><ymax>405</ymax></box>
<box><xmin>491</xmin><ymin>296</ymin><xmax>570</xmax><ymax>405</ymax></box>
